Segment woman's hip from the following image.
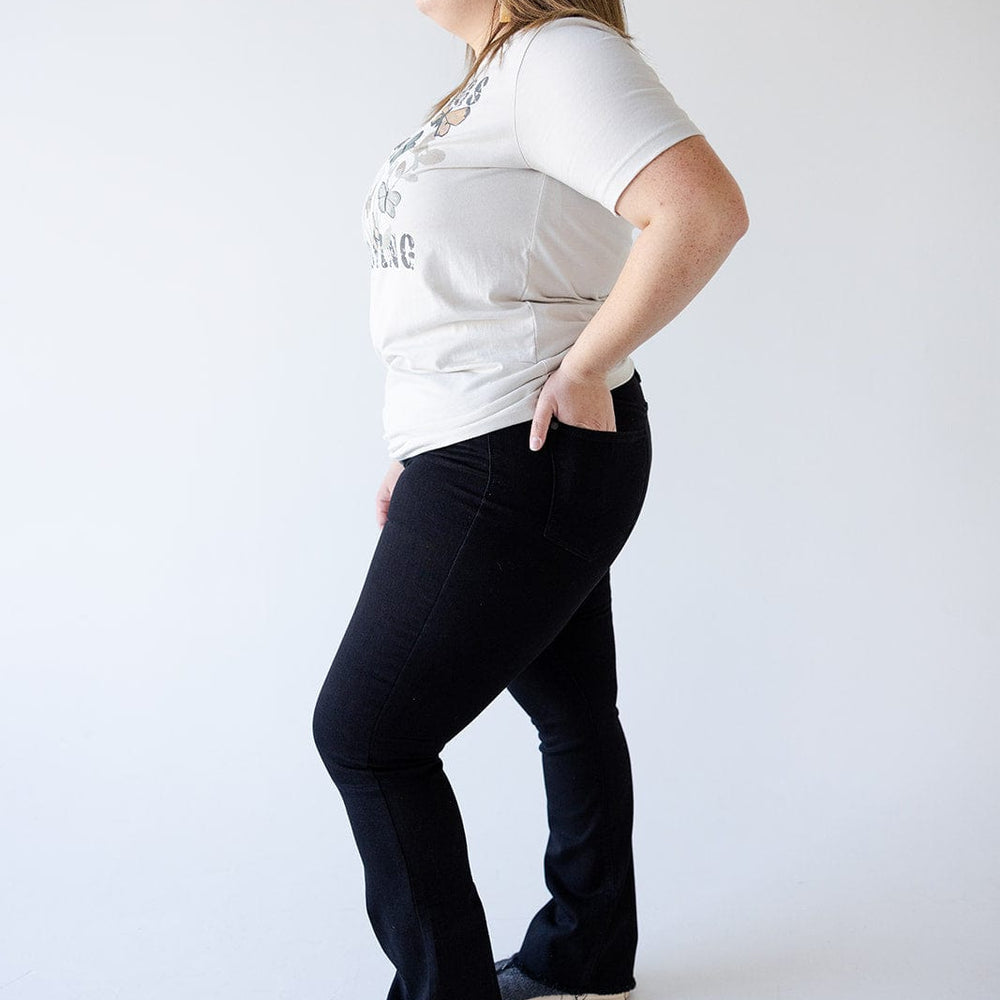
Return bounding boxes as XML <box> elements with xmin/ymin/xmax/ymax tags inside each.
<box><xmin>396</xmin><ymin>368</ymin><xmax>652</xmax><ymax>564</ymax></box>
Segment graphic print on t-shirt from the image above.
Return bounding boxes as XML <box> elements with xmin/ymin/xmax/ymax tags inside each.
<box><xmin>362</xmin><ymin>72</ymin><xmax>490</xmax><ymax>270</ymax></box>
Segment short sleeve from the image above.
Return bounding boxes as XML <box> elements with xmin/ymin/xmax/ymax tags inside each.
<box><xmin>513</xmin><ymin>17</ymin><xmax>703</xmax><ymax>215</ymax></box>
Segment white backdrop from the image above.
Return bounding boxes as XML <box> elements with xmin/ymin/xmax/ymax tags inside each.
<box><xmin>1</xmin><ymin>1</ymin><xmax>997</xmax><ymax>998</ymax></box>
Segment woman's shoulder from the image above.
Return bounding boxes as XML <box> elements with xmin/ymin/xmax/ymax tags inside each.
<box><xmin>502</xmin><ymin>15</ymin><xmax>641</xmax><ymax>84</ymax></box>
<box><xmin>507</xmin><ymin>14</ymin><xmax>620</xmax><ymax>50</ymax></box>
<box><xmin>505</xmin><ymin>14</ymin><xmax>632</xmax><ymax>67</ymax></box>
<box><xmin>529</xmin><ymin>14</ymin><xmax>617</xmax><ymax>33</ymax></box>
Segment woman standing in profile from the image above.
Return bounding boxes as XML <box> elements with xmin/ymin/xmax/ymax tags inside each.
<box><xmin>313</xmin><ymin>1</ymin><xmax>748</xmax><ymax>998</ymax></box>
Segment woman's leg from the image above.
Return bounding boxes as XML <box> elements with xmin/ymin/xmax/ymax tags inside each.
<box><xmin>312</xmin><ymin>372</ymin><xmax>652</xmax><ymax>1000</ymax></box>
<box><xmin>504</xmin><ymin>567</ymin><xmax>639</xmax><ymax>996</ymax></box>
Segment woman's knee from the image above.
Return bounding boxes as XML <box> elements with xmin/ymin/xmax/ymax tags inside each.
<box><xmin>311</xmin><ymin>676</ymin><xmax>374</xmax><ymax>773</ymax></box>
<box><xmin>312</xmin><ymin>671</ymin><xmax>434</xmax><ymax>773</ymax></box>
<box><xmin>313</xmin><ymin>679</ymin><xmax>446</xmax><ymax>781</ymax></box>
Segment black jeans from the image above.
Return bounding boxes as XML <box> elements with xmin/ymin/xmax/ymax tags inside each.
<box><xmin>312</xmin><ymin>369</ymin><xmax>652</xmax><ymax>1000</ymax></box>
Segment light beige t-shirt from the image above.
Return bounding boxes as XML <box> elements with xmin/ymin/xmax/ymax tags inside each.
<box><xmin>361</xmin><ymin>15</ymin><xmax>703</xmax><ymax>461</ymax></box>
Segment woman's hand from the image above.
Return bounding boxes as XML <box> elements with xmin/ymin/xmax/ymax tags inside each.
<box><xmin>529</xmin><ymin>364</ymin><xmax>615</xmax><ymax>450</ymax></box>
<box><xmin>376</xmin><ymin>460</ymin><xmax>405</xmax><ymax>529</ymax></box>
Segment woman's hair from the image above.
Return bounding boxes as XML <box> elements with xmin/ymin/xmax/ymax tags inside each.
<box><xmin>424</xmin><ymin>0</ymin><xmax>632</xmax><ymax>123</ymax></box>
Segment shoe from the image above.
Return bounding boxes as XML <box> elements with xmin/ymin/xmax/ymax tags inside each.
<box><xmin>494</xmin><ymin>953</ymin><xmax>632</xmax><ymax>1000</ymax></box>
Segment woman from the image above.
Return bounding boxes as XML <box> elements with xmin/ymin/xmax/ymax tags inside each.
<box><xmin>313</xmin><ymin>2</ymin><xmax>748</xmax><ymax>998</ymax></box>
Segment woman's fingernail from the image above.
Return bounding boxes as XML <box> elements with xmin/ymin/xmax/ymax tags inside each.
<box><xmin>530</xmin><ymin>435</ymin><xmax>542</xmax><ymax>450</ymax></box>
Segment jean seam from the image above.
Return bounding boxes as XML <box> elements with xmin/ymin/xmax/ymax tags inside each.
<box><xmin>520</xmin><ymin>575</ymin><xmax>629</xmax><ymax>994</ymax></box>
<box><xmin>570</xmin><ymin>680</ymin><xmax>623</xmax><ymax>990</ymax></box>
<box><xmin>364</xmin><ymin>438</ymin><xmax>494</xmax><ymax>994</ymax></box>
<box><xmin>578</xmin><ymin>742</ymin><xmax>631</xmax><ymax>992</ymax></box>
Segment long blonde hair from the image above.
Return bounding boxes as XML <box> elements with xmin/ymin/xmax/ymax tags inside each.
<box><xmin>424</xmin><ymin>0</ymin><xmax>633</xmax><ymax>123</ymax></box>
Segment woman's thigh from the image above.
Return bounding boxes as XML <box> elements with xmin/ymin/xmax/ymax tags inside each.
<box><xmin>314</xmin><ymin>372</ymin><xmax>653</xmax><ymax>765</ymax></box>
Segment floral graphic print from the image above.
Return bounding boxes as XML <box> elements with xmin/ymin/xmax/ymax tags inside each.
<box><xmin>363</xmin><ymin>72</ymin><xmax>490</xmax><ymax>269</ymax></box>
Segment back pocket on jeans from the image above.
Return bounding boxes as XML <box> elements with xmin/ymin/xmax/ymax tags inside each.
<box><xmin>542</xmin><ymin>423</ymin><xmax>651</xmax><ymax>562</ymax></box>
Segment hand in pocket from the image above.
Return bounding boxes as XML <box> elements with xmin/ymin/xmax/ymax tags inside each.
<box><xmin>529</xmin><ymin>364</ymin><xmax>617</xmax><ymax>451</ymax></box>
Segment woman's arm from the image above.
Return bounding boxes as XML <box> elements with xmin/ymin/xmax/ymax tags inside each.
<box><xmin>528</xmin><ymin>134</ymin><xmax>749</xmax><ymax>449</ymax></box>
<box><xmin>566</xmin><ymin>134</ymin><xmax>749</xmax><ymax>379</ymax></box>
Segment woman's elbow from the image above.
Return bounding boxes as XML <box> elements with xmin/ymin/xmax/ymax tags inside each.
<box><xmin>693</xmin><ymin>179</ymin><xmax>750</xmax><ymax>246</ymax></box>
<box><xmin>695</xmin><ymin>172</ymin><xmax>749</xmax><ymax>244</ymax></box>
<box><xmin>725</xmin><ymin>183</ymin><xmax>751</xmax><ymax>240</ymax></box>
<box><xmin>681</xmin><ymin>189</ymin><xmax>750</xmax><ymax>250</ymax></box>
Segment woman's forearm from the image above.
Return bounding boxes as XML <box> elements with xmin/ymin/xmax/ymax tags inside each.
<box><xmin>560</xmin><ymin>209</ymin><xmax>748</xmax><ymax>381</ymax></box>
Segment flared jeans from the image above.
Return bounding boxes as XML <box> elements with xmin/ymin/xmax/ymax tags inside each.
<box><xmin>312</xmin><ymin>369</ymin><xmax>653</xmax><ymax>1000</ymax></box>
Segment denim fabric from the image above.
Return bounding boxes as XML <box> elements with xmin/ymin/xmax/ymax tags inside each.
<box><xmin>312</xmin><ymin>369</ymin><xmax>652</xmax><ymax>1000</ymax></box>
